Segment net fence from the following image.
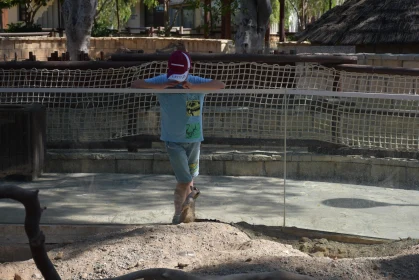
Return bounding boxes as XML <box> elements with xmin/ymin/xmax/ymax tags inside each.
<box><xmin>1</xmin><ymin>61</ymin><xmax>419</xmax><ymax>151</ymax></box>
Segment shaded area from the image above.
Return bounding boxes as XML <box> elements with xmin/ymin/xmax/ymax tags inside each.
<box><xmin>322</xmin><ymin>198</ymin><xmax>419</xmax><ymax>209</ymax></box>
<box><xmin>378</xmin><ymin>254</ymin><xmax>419</xmax><ymax>280</ymax></box>
<box><xmin>0</xmin><ymin>174</ymin><xmax>293</xmax><ymax>226</ymax></box>
<box><xmin>234</xmin><ymin>222</ymin><xmax>419</xmax><ymax>259</ymax></box>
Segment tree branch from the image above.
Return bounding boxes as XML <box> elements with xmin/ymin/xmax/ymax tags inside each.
<box><xmin>0</xmin><ymin>185</ymin><xmax>61</xmax><ymax>280</ymax></box>
<box><xmin>95</xmin><ymin>0</ymin><xmax>113</xmax><ymax>21</ymax></box>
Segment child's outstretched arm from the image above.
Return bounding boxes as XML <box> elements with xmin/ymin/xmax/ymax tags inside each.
<box><xmin>182</xmin><ymin>80</ymin><xmax>225</xmax><ymax>90</ymax></box>
<box><xmin>131</xmin><ymin>79</ymin><xmax>179</xmax><ymax>89</ymax></box>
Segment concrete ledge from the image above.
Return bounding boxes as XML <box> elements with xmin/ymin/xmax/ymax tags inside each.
<box><xmin>44</xmin><ymin>149</ymin><xmax>419</xmax><ymax>189</ymax></box>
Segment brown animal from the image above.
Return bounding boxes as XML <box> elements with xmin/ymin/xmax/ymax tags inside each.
<box><xmin>179</xmin><ymin>185</ymin><xmax>200</xmax><ymax>223</ymax></box>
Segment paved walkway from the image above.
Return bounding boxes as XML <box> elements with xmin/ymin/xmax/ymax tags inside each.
<box><xmin>1</xmin><ymin>173</ymin><xmax>419</xmax><ymax>240</ymax></box>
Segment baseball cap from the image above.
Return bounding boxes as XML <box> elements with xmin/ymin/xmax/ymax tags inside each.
<box><xmin>167</xmin><ymin>50</ymin><xmax>191</xmax><ymax>82</ymax></box>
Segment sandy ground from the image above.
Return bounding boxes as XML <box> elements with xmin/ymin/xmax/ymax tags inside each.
<box><xmin>1</xmin><ymin>222</ymin><xmax>419</xmax><ymax>280</ymax></box>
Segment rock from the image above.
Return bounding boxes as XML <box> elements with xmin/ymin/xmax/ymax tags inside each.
<box><xmin>310</xmin><ymin>251</ymin><xmax>325</xmax><ymax>257</ymax></box>
<box><xmin>313</xmin><ymin>245</ymin><xmax>328</xmax><ymax>253</ymax></box>
<box><xmin>315</xmin><ymin>238</ymin><xmax>329</xmax><ymax>244</ymax></box>
<box><xmin>295</xmin><ymin>266</ymin><xmax>305</xmax><ymax>273</ymax></box>
<box><xmin>176</xmin><ymin>263</ymin><xmax>189</xmax><ymax>269</ymax></box>
<box><xmin>300</xmin><ymin>237</ymin><xmax>311</xmax><ymax>243</ymax></box>
<box><xmin>299</xmin><ymin>242</ymin><xmax>312</xmax><ymax>251</ymax></box>
<box><xmin>338</xmin><ymin>248</ymin><xmax>347</xmax><ymax>254</ymax></box>
<box><xmin>81</xmin><ymin>273</ymin><xmax>88</xmax><ymax>279</ymax></box>
<box><xmin>245</xmin><ymin>258</ymin><xmax>252</xmax><ymax>262</ymax></box>
<box><xmin>54</xmin><ymin>251</ymin><xmax>64</xmax><ymax>260</ymax></box>
<box><xmin>32</xmin><ymin>273</ymin><xmax>42</xmax><ymax>279</ymax></box>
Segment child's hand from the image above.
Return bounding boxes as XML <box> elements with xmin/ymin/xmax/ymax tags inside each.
<box><xmin>164</xmin><ymin>81</ymin><xmax>181</xmax><ymax>88</ymax></box>
<box><xmin>181</xmin><ymin>81</ymin><xmax>195</xmax><ymax>89</ymax></box>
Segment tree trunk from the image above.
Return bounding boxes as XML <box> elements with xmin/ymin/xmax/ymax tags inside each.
<box><xmin>116</xmin><ymin>0</ymin><xmax>120</xmax><ymax>33</ymax></box>
<box><xmin>235</xmin><ymin>0</ymin><xmax>272</xmax><ymax>54</ymax></box>
<box><xmin>62</xmin><ymin>0</ymin><xmax>98</xmax><ymax>61</ymax></box>
<box><xmin>221</xmin><ymin>0</ymin><xmax>231</xmax><ymax>39</ymax></box>
<box><xmin>204</xmin><ymin>0</ymin><xmax>210</xmax><ymax>38</ymax></box>
<box><xmin>0</xmin><ymin>9</ymin><xmax>3</xmax><ymax>31</ymax></box>
<box><xmin>279</xmin><ymin>0</ymin><xmax>285</xmax><ymax>42</ymax></box>
<box><xmin>164</xmin><ymin>0</ymin><xmax>170</xmax><ymax>36</ymax></box>
<box><xmin>264</xmin><ymin>20</ymin><xmax>270</xmax><ymax>53</ymax></box>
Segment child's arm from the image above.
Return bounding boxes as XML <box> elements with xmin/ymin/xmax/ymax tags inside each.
<box><xmin>131</xmin><ymin>79</ymin><xmax>179</xmax><ymax>89</ymax></box>
<box><xmin>182</xmin><ymin>80</ymin><xmax>225</xmax><ymax>90</ymax></box>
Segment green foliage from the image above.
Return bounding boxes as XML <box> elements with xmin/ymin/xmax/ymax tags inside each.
<box><xmin>286</xmin><ymin>33</ymin><xmax>296</xmax><ymax>41</ymax></box>
<box><xmin>91</xmin><ymin>22</ymin><xmax>113</xmax><ymax>37</ymax></box>
<box><xmin>143</xmin><ymin>0</ymin><xmax>159</xmax><ymax>10</ymax></box>
<box><xmin>286</xmin><ymin>0</ymin><xmax>341</xmax><ymax>18</ymax></box>
<box><xmin>199</xmin><ymin>0</ymin><xmax>239</xmax><ymax>35</ymax></box>
<box><xmin>286</xmin><ymin>0</ymin><xmax>342</xmax><ymax>30</ymax></box>
<box><xmin>4</xmin><ymin>0</ymin><xmax>51</xmax><ymax>25</ymax></box>
<box><xmin>5</xmin><ymin>21</ymin><xmax>42</xmax><ymax>32</ymax></box>
<box><xmin>270</xmin><ymin>0</ymin><xmax>280</xmax><ymax>23</ymax></box>
<box><xmin>0</xmin><ymin>0</ymin><xmax>20</xmax><ymax>9</ymax></box>
<box><xmin>95</xmin><ymin>0</ymin><xmax>138</xmax><ymax>30</ymax></box>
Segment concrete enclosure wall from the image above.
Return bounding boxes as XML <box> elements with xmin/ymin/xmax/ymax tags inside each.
<box><xmin>45</xmin><ymin>149</ymin><xmax>419</xmax><ymax>189</ymax></box>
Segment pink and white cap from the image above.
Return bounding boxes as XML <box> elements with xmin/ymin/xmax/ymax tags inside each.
<box><xmin>167</xmin><ymin>50</ymin><xmax>191</xmax><ymax>82</ymax></box>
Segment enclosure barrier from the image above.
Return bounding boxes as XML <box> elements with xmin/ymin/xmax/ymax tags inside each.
<box><xmin>1</xmin><ymin>57</ymin><xmax>419</xmax><ymax>153</ymax></box>
<box><xmin>1</xmin><ymin>86</ymin><xmax>419</xmax><ymax>153</ymax></box>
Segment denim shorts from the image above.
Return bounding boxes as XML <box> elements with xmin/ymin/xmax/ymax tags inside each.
<box><xmin>165</xmin><ymin>141</ymin><xmax>201</xmax><ymax>183</ymax></box>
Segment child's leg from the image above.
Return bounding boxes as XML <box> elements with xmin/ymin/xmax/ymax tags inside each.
<box><xmin>186</xmin><ymin>142</ymin><xmax>201</xmax><ymax>182</ymax></box>
<box><xmin>165</xmin><ymin>142</ymin><xmax>194</xmax><ymax>216</ymax></box>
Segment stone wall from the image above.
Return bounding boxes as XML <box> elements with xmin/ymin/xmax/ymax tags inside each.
<box><xmin>277</xmin><ymin>42</ymin><xmax>356</xmax><ymax>54</ymax></box>
<box><xmin>277</xmin><ymin>42</ymin><xmax>419</xmax><ymax>68</ymax></box>
<box><xmin>45</xmin><ymin>149</ymin><xmax>419</xmax><ymax>189</ymax></box>
<box><xmin>0</xmin><ymin>37</ymin><xmax>234</xmax><ymax>61</ymax></box>
<box><xmin>357</xmin><ymin>54</ymin><xmax>419</xmax><ymax>68</ymax></box>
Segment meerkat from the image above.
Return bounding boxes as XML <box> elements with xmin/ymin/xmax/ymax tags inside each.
<box><xmin>179</xmin><ymin>185</ymin><xmax>200</xmax><ymax>223</ymax></box>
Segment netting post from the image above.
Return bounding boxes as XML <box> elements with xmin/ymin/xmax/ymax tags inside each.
<box><xmin>331</xmin><ymin>71</ymin><xmax>342</xmax><ymax>145</ymax></box>
<box><xmin>282</xmin><ymin>91</ymin><xmax>288</xmax><ymax>228</ymax></box>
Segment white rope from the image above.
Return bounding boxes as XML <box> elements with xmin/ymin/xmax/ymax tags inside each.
<box><xmin>1</xmin><ymin>62</ymin><xmax>419</xmax><ymax>150</ymax></box>
<box><xmin>2</xmin><ymin>88</ymin><xmax>419</xmax><ymax>101</ymax></box>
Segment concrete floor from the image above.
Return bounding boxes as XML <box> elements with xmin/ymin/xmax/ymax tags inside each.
<box><xmin>1</xmin><ymin>173</ymin><xmax>419</xmax><ymax>240</ymax></box>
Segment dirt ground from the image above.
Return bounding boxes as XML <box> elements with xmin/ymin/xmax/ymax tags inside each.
<box><xmin>1</xmin><ymin>222</ymin><xmax>419</xmax><ymax>280</ymax></box>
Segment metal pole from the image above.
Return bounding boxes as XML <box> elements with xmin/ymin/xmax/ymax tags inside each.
<box><xmin>283</xmin><ymin>92</ymin><xmax>287</xmax><ymax>227</ymax></box>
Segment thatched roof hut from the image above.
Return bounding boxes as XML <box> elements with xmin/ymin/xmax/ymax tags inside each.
<box><xmin>296</xmin><ymin>0</ymin><xmax>419</xmax><ymax>53</ymax></box>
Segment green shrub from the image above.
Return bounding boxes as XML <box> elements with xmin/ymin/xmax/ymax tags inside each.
<box><xmin>6</xmin><ymin>22</ymin><xmax>42</xmax><ymax>32</ymax></box>
<box><xmin>91</xmin><ymin>22</ymin><xmax>113</xmax><ymax>37</ymax></box>
<box><xmin>286</xmin><ymin>33</ymin><xmax>297</xmax><ymax>42</ymax></box>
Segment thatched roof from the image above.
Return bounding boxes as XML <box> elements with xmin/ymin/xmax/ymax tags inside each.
<box><xmin>296</xmin><ymin>0</ymin><xmax>419</xmax><ymax>45</ymax></box>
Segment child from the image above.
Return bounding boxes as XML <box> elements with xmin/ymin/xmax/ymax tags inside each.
<box><xmin>131</xmin><ymin>50</ymin><xmax>225</xmax><ymax>224</ymax></box>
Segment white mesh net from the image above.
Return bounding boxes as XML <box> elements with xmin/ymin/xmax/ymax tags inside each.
<box><xmin>1</xmin><ymin>61</ymin><xmax>419</xmax><ymax>151</ymax></box>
